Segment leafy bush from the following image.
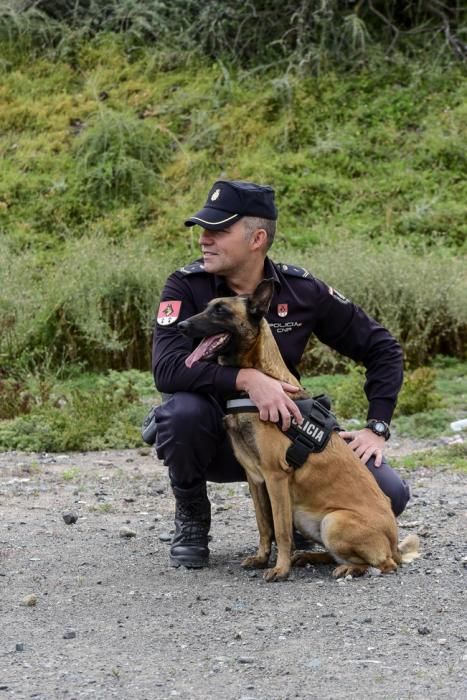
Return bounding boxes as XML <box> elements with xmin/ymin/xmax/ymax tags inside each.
<box><xmin>0</xmin><ymin>373</ymin><xmax>33</xmax><ymax>419</ymax></box>
<box><xmin>333</xmin><ymin>365</ymin><xmax>368</xmax><ymax>420</ymax></box>
<box><xmin>3</xmin><ymin>1</ymin><xmax>466</xmax><ymax>67</ymax></box>
<box><xmin>0</xmin><ymin>237</ymin><xmax>179</xmax><ymax>371</ymax></box>
<box><xmin>300</xmin><ymin>241</ymin><xmax>467</xmax><ymax>370</ymax></box>
<box><xmin>396</xmin><ymin>367</ymin><xmax>442</xmax><ymax>416</ymax></box>
<box><xmin>315</xmin><ymin>364</ymin><xmax>444</xmax><ymax>421</ymax></box>
<box><xmin>74</xmin><ymin>108</ymin><xmax>173</xmax><ymax>207</ymax></box>
<box><xmin>0</xmin><ymin>372</ymin><xmax>147</xmax><ymax>451</ymax></box>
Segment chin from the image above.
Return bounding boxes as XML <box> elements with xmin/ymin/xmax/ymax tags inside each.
<box><xmin>203</xmin><ymin>258</ymin><xmax>223</xmax><ymax>273</ymax></box>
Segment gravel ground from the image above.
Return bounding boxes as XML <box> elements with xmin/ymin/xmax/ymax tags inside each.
<box><xmin>0</xmin><ymin>441</ymin><xmax>465</xmax><ymax>700</ymax></box>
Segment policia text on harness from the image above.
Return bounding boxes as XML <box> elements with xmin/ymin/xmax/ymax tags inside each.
<box><xmin>225</xmin><ymin>394</ymin><xmax>340</xmax><ymax>470</ymax></box>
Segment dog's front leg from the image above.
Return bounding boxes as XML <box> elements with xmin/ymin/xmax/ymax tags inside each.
<box><xmin>263</xmin><ymin>473</ymin><xmax>293</xmax><ymax>582</ymax></box>
<box><xmin>241</xmin><ymin>477</ymin><xmax>274</xmax><ymax>570</ymax></box>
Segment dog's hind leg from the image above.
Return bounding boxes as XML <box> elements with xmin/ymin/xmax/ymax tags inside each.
<box><xmin>241</xmin><ymin>478</ymin><xmax>274</xmax><ymax>570</ymax></box>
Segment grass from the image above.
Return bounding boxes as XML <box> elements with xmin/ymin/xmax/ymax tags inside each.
<box><xmin>0</xmin><ymin>358</ymin><xmax>464</xmax><ymax>457</ymax></box>
<box><xmin>392</xmin><ymin>443</ymin><xmax>467</xmax><ymax>473</ymax></box>
<box><xmin>0</xmin><ymin>38</ymin><xmax>465</xmax><ymax>372</ymax></box>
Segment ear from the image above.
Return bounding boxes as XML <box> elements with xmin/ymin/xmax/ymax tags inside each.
<box><xmin>247</xmin><ymin>278</ymin><xmax>275</xmax><ymax>322</ymax></box>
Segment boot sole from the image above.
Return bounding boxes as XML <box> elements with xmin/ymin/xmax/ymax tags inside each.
<box><xmin>169</xmin><ymin>555</ymin><xmax>209</xmax><ymax>569</ymax></box>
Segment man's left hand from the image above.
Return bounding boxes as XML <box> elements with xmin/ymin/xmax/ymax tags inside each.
<box><xmin>338</xmin><ymin>428</ymin><xmax>386</xmax><ymax>467</ymax></box>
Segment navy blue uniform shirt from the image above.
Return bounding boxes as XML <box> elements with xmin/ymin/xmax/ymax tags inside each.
<box><xmin>152</xmin><ymin>258</ymin><xmax>403</xmax><ymax>424</ymax></box>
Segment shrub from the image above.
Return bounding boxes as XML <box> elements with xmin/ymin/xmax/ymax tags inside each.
<box><xmin>74</xmin><ymin>108</ymin><xmax>173</xmax><ymax>207</ymax></box>
<box><xmin>299</xmin><ymin>241</ymin><xmax>467</xmax><ymax>371</ymax></box>
<box><xmin>0</xmin><ymin>374</ymin><xmax>146</xmax><ymax>452</ymax></box>
<box><xmin>3</xmin><ymin>1</ymin><xmax>465</xmax><ymax>67</ymax></box>
<box><xmin>333</xmin><ymin>365</ymin><xmax>367</xmax><ymax>420</ymax></box>
<box><xmin>0</xmin><ymin>237</ymin><xmax>178</xmax><ymax>371</ymax></box>
<box><xmin>396</xmin><ymin>367</ymin><xmax>442</xmax><ymax>416</ymax></box>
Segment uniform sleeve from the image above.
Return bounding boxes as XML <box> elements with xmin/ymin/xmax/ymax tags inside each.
<box><xmin>152</xmin><ymin>273</ymin><xmax>239</xmax><ymax>396</ymax></box>
<box><xmin>311</xmin><ymin>278</ymin><xmax>403</xmax><ymax>424</ymax></box>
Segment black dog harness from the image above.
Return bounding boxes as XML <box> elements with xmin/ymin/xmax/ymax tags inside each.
<box><xmin>225</xmin><ymin>394</ymin><xmax>340</xmax><ymax>470</ymax></box>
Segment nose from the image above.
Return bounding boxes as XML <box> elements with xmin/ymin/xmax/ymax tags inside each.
<box><xmin>178</xmin><ymin>320</ymin><xmax>190</xmax><ymax>334</ymax></box>
<box><xmin>199</xmin><ymin>228</ymin><xmax>214</xmax><ymax>246</ymax></box>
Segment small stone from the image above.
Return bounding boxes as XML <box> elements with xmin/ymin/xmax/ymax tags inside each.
<box><xmin>15</xmin><ymin>643</ymin><xmax>24</xmax><ymax>651</ymax></box>
<box><xmin>418</xmin><ymin>626</ymin><xmax>431</xmax><ymax>635</ymax></box>
<box><xmin>119</xmin><ymin>527</ymin><xmax>137</xmax><ymax>538</ymax></box>
<box><xmin>238</xmin><ymin>656</ymin><xmax>255</xmax><ymax>664</ymax></box>
<box><xmin>63</xmin><ymin>630</ymin><xmax>76</xmax><ymax>639</ymax></box>
<box><xmin>21</xmin><ymin>594</ymin><xmax>37</xmax><ymax>607</ymax></box>
<box><xmin>158</xmin><ymin>532</ymin><xmax>172</xmax><ymax>542</ymax></box>
<box><xmin>438</xmin><ymin>638</ymin><xmax>447</xmax><ymax>645</ymax></box>
<box><xmin>305</xmin><ymin>658</ymin><xmax>321</xmax><ymax>669</ymax></box>
<box><xmin>62</xmin><ymin>511</ymin><xmax>78</xmax><ymax>525</ymax></box>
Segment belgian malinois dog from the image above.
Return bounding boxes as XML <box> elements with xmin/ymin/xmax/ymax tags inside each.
<box><xmin>179</xmin><ymin>279</ymin><xmax>419</xmax><ymax>582</ymax></box>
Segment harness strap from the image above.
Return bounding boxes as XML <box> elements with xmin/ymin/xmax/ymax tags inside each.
<box><xmin>225</xmin><ymin>395</ymin><xmax>339</xmax><ymax>470</ymax></box>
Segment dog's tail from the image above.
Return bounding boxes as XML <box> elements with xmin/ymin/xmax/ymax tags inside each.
<box><xmin>398</xmin><ymin>534</ymin><xmax>421</xmax><ymax>564</ymax></box>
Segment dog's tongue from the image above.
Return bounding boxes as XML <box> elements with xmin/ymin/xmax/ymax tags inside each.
<box><xmin>185</xmin><ymin>333</ymin><xmax>230</xmax><ymax>368</ymax></box>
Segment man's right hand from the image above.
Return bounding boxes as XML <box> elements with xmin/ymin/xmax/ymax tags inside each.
<box><xmin>235</xmin><ymin>368</ymin><xmax>302</xmax><ymax>430</ymax></box>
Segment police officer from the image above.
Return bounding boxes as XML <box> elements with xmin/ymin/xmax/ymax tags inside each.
<box><xmin>152</xmin><ymin>180</ymin><xmax>410</xmax><ymax>569</ymax></box>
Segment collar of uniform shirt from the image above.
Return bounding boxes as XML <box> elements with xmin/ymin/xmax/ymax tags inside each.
<box><xmin>213</xmin><ymin>256</ymin><xmax>282</xmax><ymax>295</ymax></box>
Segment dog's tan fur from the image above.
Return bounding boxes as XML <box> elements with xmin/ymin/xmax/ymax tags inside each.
<box><xmin>182</xmin><ymin>281</ymin><xmax>419</xmax><ymax>582</ymax></box>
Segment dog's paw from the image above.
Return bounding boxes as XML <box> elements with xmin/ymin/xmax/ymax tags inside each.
<box><xmin>241</xmin><ymin>554</ymin><xmax>269</xmax><ymax>569</ymax></box>
<box><xmin>332</xmin><ymin>564</ymin><xmax>368</xmax><ymax>578</ymax></box>
<box><xmin>263</xmin><ymin>566</ymin><xmax>290</xmax><ymax>582</ymax></box>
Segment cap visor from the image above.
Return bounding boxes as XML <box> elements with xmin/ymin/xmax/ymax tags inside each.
<box><xmin>184</xmin><ymin>207</ymin><xmax>241</xmax><ymax>231</ymax></box>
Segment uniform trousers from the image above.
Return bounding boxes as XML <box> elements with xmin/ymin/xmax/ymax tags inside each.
<box><xmin>154</xmin><ymin>392</ymin><xmax>410</xmax><ymax>517</ymax></box>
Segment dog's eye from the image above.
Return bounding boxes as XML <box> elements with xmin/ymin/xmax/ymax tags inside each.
<box><xmin>212</xmin><ymin>303</ymin><xmax>229</xmax><ymax>317</ymax></box>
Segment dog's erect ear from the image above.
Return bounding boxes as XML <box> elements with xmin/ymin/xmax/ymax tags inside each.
<box><xmin>247</xmin><ymin>278</ymin><xmax>275</xmax><ymax>322</ymax></box>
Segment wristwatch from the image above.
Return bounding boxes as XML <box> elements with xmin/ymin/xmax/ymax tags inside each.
<box><xmin>366</xmin><ymin>419</ymin><xmax>391</xmax><ymax>441</ymax></box>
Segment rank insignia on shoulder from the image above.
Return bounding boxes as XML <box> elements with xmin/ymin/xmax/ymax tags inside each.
<box><xmin>279</xmin><ymin>263</ymin><xmax>311</xmax><ymax>278</ymax></box>
<box><xmin>157</xmin><ymin>300</ymin><xmax>182</xmax><ymax>326</ymax></box>
<box><xmin>328</xmin><ymin>286</ymin><xmax>350</xmax><ymax>304</ymax></box>
<box><xmin>178</xmin><ymin>261</ymin><xmax>205</xmax><ymax>275</ymax></box>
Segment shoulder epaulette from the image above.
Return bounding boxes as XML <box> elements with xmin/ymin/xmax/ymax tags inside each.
<box><xmin>277</xmin><ymin>263</ymin><xmax>313</xmax><ymax>279</ymax></box>
<box><xmin>178</xmin><ymin>261</ymin><xmax>206</xmax><ymax>275</ymax></box>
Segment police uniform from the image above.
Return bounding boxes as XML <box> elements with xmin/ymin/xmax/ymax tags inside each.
<box><xmin>153</xmin><ymin>256</ymin><xmax>410</xmax><ymax>517</ymax></box>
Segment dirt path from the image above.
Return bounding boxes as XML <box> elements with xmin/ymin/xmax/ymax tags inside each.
<box><xmin>0</xmin><ymin>445</ymin><xmax>465</xmax><ymax>700</ymax></box>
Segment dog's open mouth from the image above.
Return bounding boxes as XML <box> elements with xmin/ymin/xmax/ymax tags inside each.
<box><xmin>185</xmin><ymin>333</ymin><xmax>231</xmax><ymax>368</ymax></box>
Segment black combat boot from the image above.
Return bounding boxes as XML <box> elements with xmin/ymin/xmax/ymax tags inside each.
<box><xmin>170</xmin><ymin>482</ymin><xmax>211</xmax><ymax>568</ymax></box>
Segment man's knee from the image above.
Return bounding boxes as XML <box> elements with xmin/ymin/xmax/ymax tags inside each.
<box><xmin>390</xmin><ymin>477</ymin><xmax>411</xmax><ymax>517</ymax></box>
<box><xmin>365</xmin><ymin>456</ymin><xmax>411</xmax><ymax>517</ymax></box>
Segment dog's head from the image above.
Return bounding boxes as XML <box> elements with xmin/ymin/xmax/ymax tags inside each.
<box><xmin>178</xmin><ymin>279</ymin><xmax>274</xmax><ymax>367</ymax></box>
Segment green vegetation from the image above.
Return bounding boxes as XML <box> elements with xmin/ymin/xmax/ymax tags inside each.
<box><xmin>0</xmin><ymin>370</ymin><xmax>157</xmax><ymax>452</ymax></box>
<box><xmin>0</xmin><ymin>358</ymin><xmax>464</xmax><ymax>452</ymax></box>
<box><xmin>392</xmin><ymin>443</ymin><xmax>467</xmax><ymax>473</ymax></box>
<box><xmin>0</xmin><ymin>2</ymin><xmax>465</xmax><ymax>460</ymax></box>
<box><xmin>304</xmin><ymin>358</ymin><xmax>467</xmax><ymax>438</ymax></box>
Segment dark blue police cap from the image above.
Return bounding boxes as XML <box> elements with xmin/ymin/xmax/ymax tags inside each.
<box><xmin>184</xmin><ymin>180</ymin><xmax>277</xmax><ymax>231</ymax></box>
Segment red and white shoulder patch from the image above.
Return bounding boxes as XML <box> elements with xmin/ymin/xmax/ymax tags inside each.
<box><xmin>157</xmin><ymin>300</ymin><xmax>182</xmax><ymax>326</ymax></box>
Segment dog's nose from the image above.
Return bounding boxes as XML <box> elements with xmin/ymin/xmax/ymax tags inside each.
<box><xmin>178</xmin><ymin>320</ymin><xmax>190</xmax><ymax>334</ymax></box>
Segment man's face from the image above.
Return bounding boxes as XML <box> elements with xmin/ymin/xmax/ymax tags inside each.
<box><xmin>199</xmin><ymin>218</ymin><xmax>254</xmax><ymax>276</ymax></box>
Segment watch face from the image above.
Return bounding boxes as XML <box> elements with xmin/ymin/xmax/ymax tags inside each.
<box><xmin>374</xmin><ymin>421</ymin><xmax>385</xmax><ymax>433</ymax></box>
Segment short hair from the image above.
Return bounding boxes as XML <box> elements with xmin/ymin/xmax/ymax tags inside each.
<box><xmin>242</xmin><ymin>216</ymin><xmax>276</xmax><ymax>251</ymax></box>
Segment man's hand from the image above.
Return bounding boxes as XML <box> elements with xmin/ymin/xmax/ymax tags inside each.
<box><xmin>236</xmin><ymin>368</ymin><xmax>302</xmax><ymax>430</ymax></box>
<box><xmin>339</xmin><ymin>428</ymin><xmax>386</xmax><ymax>467</ymax></box>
